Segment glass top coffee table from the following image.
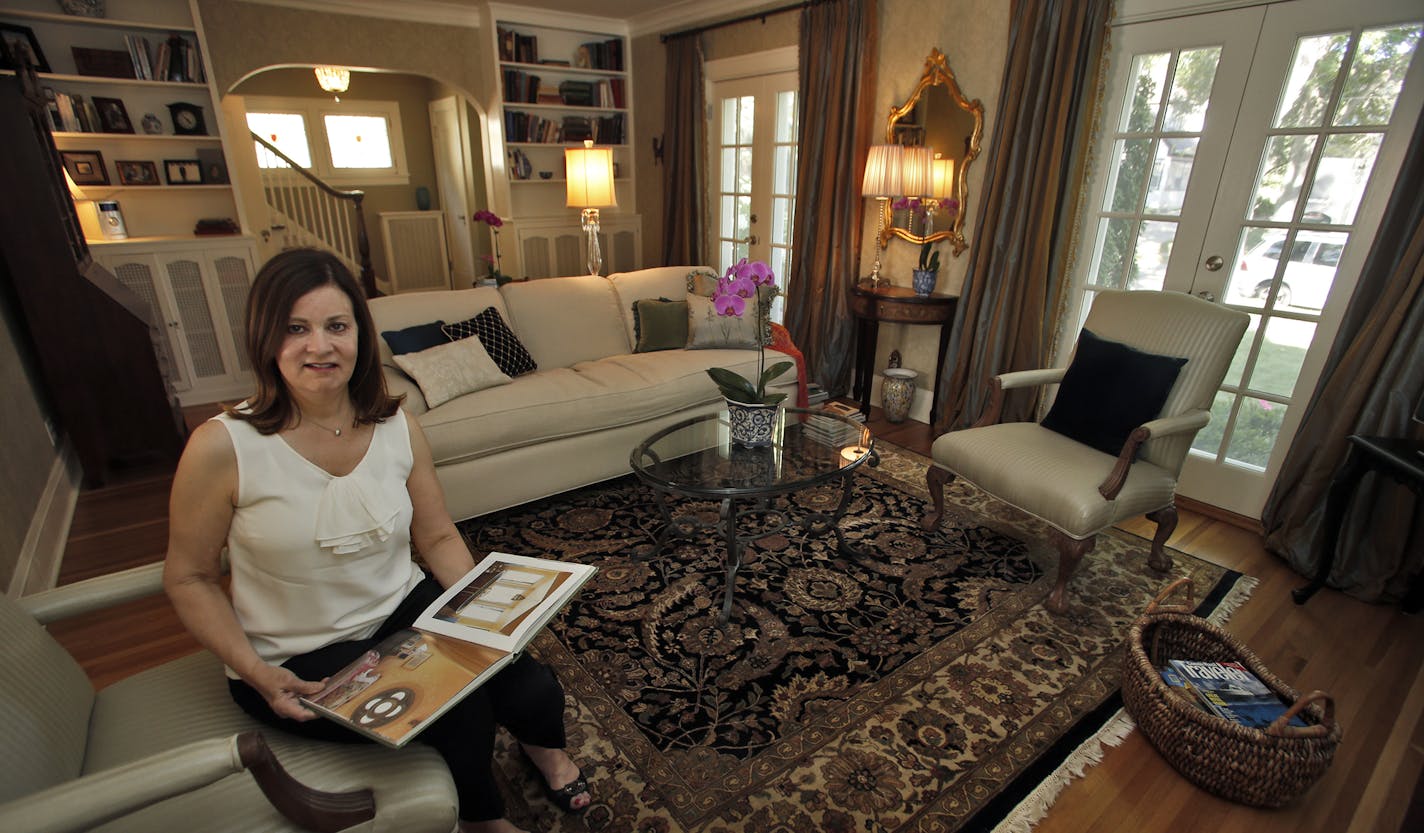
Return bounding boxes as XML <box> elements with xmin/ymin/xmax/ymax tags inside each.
<box><xmin>630</xmin><ymin>407</ymin><xmax>878</xmax><ymax>621</ymax></box>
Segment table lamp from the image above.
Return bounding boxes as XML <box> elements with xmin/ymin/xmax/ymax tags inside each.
<box><xmin>928</xmin><ymin>153</ymin><xmax>956</xmax><ymax>236</ymax></box>
<box><xmin>861</xmin><ymin>144</ymin><xmax>905</xmax><ymax>287</ymax></box>
<box><xmin>565</xmin><ymin>139</ymin><xmax>617</xmax><ymax>276</ymax></box>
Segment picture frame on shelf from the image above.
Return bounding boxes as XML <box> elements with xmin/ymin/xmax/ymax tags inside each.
<box><xmin>164</xmin><ymin>159</ymin><xmax>203</xmax><ymax>185</ymax></box>
<box><xmin>60</xmin><ymin>150</ymin><xmax>108</xmax><ymax>186</ymax></box>
<box><xmin>92</xmin><ymin>97</ymin><xmax>135</xmax><ymax>134</ymax></box>
<box><xmin>196</xmin><ymin>147</ymin><xmax>229</xmax><ymax>184</ymax></box>
<box><xmin>0</xmin><ymin>24</ymin><xmax>50</xmax><ymax>73</ymax></box>
<box><xmin>71</xmin><ymin>47</ymin><xmax>136</xmax><ymax>79</ymax></box>
<box><xmin>116</xmin><ymin>160</ymin><xmax>160</xmax><ymax>186</ymax></box>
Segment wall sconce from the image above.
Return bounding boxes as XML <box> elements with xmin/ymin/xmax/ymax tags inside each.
<box><xmin>314</xmin><ymin>65</ymin><xmax>350</xmax><ymax>101</ymax></box>
<box><xmin>861</xmin><ymin>144</ymin><xmax>904</xmax><ymax>287</ymax></box>
<box><xmin>565</xmin><ymin>139</ymin><xmax>617</xmax><ymax>276</ymax></box>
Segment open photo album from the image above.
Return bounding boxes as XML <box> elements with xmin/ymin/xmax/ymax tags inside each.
<box><xmin>299</xmin><ymin>552</ymin><xmax>596</xmax><ymax>748</ymax></box>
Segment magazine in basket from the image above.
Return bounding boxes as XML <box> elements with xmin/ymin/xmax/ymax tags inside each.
<box><xmin>1167</xmin><ymin>659</ymin><xmax>1307</xmax><ymax>730</ymax></box>
<box><xmin>300</xmin><ymin>552</ymin><xmax>596</xmax><ymax>748</ymax></box>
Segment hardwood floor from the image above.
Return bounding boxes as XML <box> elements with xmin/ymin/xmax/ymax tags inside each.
<box><xmin>48</xmin><ymin>404</ymin><xmax>1422</xmax><ymax>832</ymax></box>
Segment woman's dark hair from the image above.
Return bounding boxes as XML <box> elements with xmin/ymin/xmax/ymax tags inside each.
<box><xmin>228</xmin><ymin>248</ymin><xmax>400</xmax><ymax>434</ymax></box>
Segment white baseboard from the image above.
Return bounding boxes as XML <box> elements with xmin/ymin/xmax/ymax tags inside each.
<box><xmin>8</xmin><ymin>443</ymin><xmax>80</xmax><ymax>598</ymax></box>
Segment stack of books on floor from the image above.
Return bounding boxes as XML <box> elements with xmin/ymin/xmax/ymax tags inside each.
<box><xmin>806</xmin><ymin>383</ymin><xmax>829</xmax><ymax>406</ymax></box>
<box><xmin>819</xmin><ymin>401</ymin><xmax>866</xmax><ymax>423</ymax></box>
<box><xmin>801</xmin><ymin>401</ymin><xmax>867</xmax><ymax>448</ymax></box>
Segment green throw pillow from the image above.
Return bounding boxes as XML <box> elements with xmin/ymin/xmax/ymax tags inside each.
<box><xmin>686</xmin><ymin>293</ymin><xmax>761</xmax><ymax>349</ymax></box>
<box><xmin>632</xmin><ymin>298</ymin><xmax>689</xmax><ymax>353</ymax></box>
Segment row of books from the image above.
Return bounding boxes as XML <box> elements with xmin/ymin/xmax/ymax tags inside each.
<box><xmin>122</xmin><ymin>33</ymin><xmax>203</xmax><ymax>83</ymax></box>
<box><xmin>496</xmin><ymin>28</ymin><xmax>541</xmax><ymax>64</ymax></box>
<box><xmin>503</xmin><ymin>111</ymin><xmax>625</xmax><ymax>145</ymax></box>
<box><xmin>576</xmin><ymin>38</ymin><xmax>624</xmax><ymax>72</ymax></box>
<box><xmin>44</xmin><ymin>88</ymin><xmax>103</xmax><ymax>134</ymax></box>
<box><xmin>1159</xmin><ymin>659</ymin><xmax>1308</xmax><ymax>729</ymax></box>
<box><xmin>556</xmin><ymin>79</ymin><xmax>626</xmax><ymax>109</ymax></box>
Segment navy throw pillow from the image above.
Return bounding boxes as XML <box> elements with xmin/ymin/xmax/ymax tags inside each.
<box><xmin>1040</xmin><ymin>329</ymin><xmax>1189</xmax><ymax>456</ymax></box>
<box><xmin>442</xmin><ymin>307</ymin><xmax>537</xmax><ymax>377</ymax></box>
<box><xmin>382</xmin><ymin>320</ymin><xmax>448</xmax><ymax>355</ymax></box>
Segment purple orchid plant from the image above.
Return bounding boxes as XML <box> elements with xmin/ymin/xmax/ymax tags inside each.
<box><xmin>705</xmin><ymin>258</ymin><xmax>793</xmax><ymax>406</ymax></box>
<box><xmin>473</xmin><ymin>209</ymin><xmax>510</xmax><ymax>284</ymax></box>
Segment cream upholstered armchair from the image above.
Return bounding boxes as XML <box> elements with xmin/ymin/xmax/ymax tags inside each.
<box><xmin>0</xmin><ymin>563</ymin><xmax>458</xmax><ymax>833</ymax></box>
<box><xmin>922</xmin><ymin>290</ymin><xmax>1249</xmax><ymax>613</ymax></box>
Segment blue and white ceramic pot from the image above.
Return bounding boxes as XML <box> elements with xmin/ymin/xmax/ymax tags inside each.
<box><xmin>912</xmin><ymin>269</ymin><xmax>938</xmax><ymax>297</ymax></box>
<box><xmin>725</xmin><ymin>399</ymin><xmax>779</xmax><ymax>446</ymax></box>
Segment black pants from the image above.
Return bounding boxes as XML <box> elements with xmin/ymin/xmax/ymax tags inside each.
<box><xmin>229</xmin><ymin>576</ymin><xmax>568</xmax><ymax>822</ymax></box>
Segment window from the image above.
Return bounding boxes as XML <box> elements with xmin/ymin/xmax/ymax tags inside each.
<box><xmin>245</xmin><ymin>96</ymin><xmax>408</xmax><ymax>186</ymax></box>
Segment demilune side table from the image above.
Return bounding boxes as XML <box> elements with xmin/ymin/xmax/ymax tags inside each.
<box><xmin>848</xmin><ymin>282</ymin><xmax>958</xmax><ymax>424</ymax></box>
<box><xmin>630</xmin><ymin>407</ymin><xmax>877</xmax><ymax>622</ymax></box>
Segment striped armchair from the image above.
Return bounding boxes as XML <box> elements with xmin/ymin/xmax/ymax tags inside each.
<box><xmin>0</xmin><ymin>563</ymin><xmax>458</xmax><ymax>833</ymax></box>
<box><xmin>922</xmin><ymin>290</ymin><xmax>1249</xmax><ymax>613</ymax></box>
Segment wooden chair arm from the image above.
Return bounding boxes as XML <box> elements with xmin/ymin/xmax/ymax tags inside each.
<box><xmin>1096</xmin><ymin>411</ymin><xmax>1210</xmax><ymax>499</ymax></box>
<box><xmin>238</xmin><ymin>732</ymin><xmax>377</xmax><ymax>832</ymax></box>
<box><xmin>1098</xmin><ymin>426</ymin><xmax>1151</xmax><ymax>499</ymax></box>
<box><xmin>0</xmin><ymin>732</ymin><xmax>373</xmax><ymax>833</ymax></box>
<box><xmin>972</xmin><ymin>368</ymin><xmax>1068</xmax><ymax>428</ymax></box>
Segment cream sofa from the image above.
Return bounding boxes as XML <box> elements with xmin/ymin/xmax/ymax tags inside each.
<box><xmin>368</xmin><ymin>266</ymin><xmax>799</xmax><ymax>521</ymax></box>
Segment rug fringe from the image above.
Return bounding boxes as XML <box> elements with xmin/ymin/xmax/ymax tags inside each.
<box><xmin>990</xmin><ymin>710</ymin><xmax>1137</xmax><ymax>833</ymax></box>
<box><xmin>1204</xmin><ymin>575</ymin><xmax>1258</xmax><ymax>626</ymax></box>
<box><xmin>989</xmin><ymin>574</ymin><xmax>1258</xmax><ymax>833</ymax></box>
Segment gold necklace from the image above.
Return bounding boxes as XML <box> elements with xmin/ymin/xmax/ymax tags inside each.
<box><xmin>304</xmin><ymin>414</ymin><xmax>353</xmax><ymax>437</ymax></box>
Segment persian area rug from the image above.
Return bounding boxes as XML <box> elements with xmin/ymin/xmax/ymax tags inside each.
<box><xmin>458</xmin><ymin>443</ymin><xmax>1255</xmax><ymax>833</ymax></box>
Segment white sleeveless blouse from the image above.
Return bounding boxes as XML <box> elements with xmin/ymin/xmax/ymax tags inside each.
<box><xmin>216</xmin><ymin>410</ymin><xmax>424</xmax><ymax>675</ymax></box>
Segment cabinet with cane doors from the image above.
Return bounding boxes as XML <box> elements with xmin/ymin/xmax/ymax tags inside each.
<box><xmin>92</xmin><ymin>237</ymin><xmax>258</xmax><ymax>405</ymax></box>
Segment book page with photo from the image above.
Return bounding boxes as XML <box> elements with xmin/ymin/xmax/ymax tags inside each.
<box><xmin>300</xmin><ymin>552</ymin><xmax>595</xmax><ymax>747</ymax></box>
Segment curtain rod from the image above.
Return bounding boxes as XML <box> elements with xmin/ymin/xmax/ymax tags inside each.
<box><xmin>660</xmin><ymin>0</ymin><xmax>819</xmax><ymax>43</ymax></box>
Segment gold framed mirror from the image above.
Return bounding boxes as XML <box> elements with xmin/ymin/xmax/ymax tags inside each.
<box><xmin>881</xmin><ymin>48</ymin><xmax>983</xmax><ymax>256</ymax></box>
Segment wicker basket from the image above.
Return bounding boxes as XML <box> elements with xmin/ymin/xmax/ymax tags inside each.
<box><xmin>1121</xmin><ymin>578</ymin><xmax>1342</xmax><ymax>807</ymax></box>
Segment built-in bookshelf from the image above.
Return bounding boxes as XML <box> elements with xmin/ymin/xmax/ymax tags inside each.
<box><xmin>0</xmin><ymin>0</ymin><xmax>241</xmax><ymax>242</ymax></box>
<box><xmin>489</xmin><ymin>10</ymin><xmax>639</xmax><ymax>276</ymax></box>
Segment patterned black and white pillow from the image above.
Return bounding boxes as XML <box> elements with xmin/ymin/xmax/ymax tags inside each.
<box><xmin>442</xmin><ymin>307</ymin><xmax>537</xmax><ymax>377</ymax></box>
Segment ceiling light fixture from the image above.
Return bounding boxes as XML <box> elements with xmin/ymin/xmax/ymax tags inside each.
<box><xmin>314</xmin><ymin>65</ymin><xmax>350</xmax><ymax>101</ymax></box>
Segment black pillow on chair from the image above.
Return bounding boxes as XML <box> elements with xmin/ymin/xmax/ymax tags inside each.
<box><xmin>1041</xmin><ymin>329</ymin><xmax>1189</xmax><ymax>457</ymax></box>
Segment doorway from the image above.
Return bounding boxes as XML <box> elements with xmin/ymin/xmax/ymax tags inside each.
<box><xmin>707</xmin><ymin>48</ymin><xmax>798</xmax><ymax>322</ymax></box>
<box><xmin>1063</xmin><ymin>0</ymin><xmax>1424</xmax><ymax>516</ymax></box>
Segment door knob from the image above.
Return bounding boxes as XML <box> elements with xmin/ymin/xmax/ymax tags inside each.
<box><xmin>1204</xmin><ymin>255</ymin><xmax>1224</xmax><ymax>271</ymax></box>
<box><xmin>731</xmin><ymin>234</ymin><xmax>760</xmax><ymax>246</ymax></box>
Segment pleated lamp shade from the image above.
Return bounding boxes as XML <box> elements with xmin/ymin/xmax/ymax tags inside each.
<box><xmin>861</xmin><ymin>145</ymin><xmax>905</xmax><ymax>197</ymax></box>
<box><xmin>900</xmin><ymin>146</ymin><xmax>934</xmax><ymax>198</ymax></box>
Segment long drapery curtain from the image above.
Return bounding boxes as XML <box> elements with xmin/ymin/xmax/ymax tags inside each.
<box><xmin>783</xmin><ymin>0</ymin><xmax>878</xmax><ymax>395</ymax></box>
<box><xmin>932</xmin><ymin>0</ymin><xmax>1111</xmax><ymax>431</ymax></box>
<box><xmin>661</xmin><ymin>35</ymin><xmax>705</xmax><ymax>266</ymax></box>
<box><xmin>1261</xmin><ymin>112</ymin><xmax>1424</xmax><ymax>603</ymax></box>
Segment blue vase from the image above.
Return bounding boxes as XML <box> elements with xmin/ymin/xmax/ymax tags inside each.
<box><xmin>912</xmin><ymin>269</ymin><xmax>938</xmax><ymax>297</ymax></box>
<box><xmin>415</xmin><ymin>186</ymin><xmax>431</xmax><ymax>211</ymax></box>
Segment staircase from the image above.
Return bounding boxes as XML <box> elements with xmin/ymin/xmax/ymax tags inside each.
<box><xmin>250</xmin><ymin>132</ymin><xmax>377</xmax><ymax>296</ymax></box>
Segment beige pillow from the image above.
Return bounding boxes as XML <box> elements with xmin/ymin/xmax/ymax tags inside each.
<box><xmin>686</xmin><ymin>293</ymin><xmax>761</xmax><ymax>349</ymax></box>
<box><xmin>392</xmin><ymin>335</ymin><xmax>512</xmax><ymax>408</ymax></box>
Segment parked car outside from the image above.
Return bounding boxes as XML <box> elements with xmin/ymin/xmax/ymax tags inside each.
<box><xmin>1229</xmin><ymin>230</ymin><xmax>1347</xmax><ymax>310</ymax></box>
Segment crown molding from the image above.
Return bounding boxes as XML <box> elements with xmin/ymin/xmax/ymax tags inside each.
<box><xmin>234</xmin><ymin>0</ymin><xmax>483</xmax><ymax>28</ymax></box>
<box><xmin>486</xmin><ymin>2</ymin><xmax>630</xmax><ymax>34</ymax></box>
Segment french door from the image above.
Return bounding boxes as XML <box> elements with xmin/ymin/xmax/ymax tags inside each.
<box><xmin>1065</xmin><ymin>0</ymin><xmax>1424</xmax><ymax>517</ymax></box>
<box><xmin>708</xmin><ymin>49</ymin><xmax>798</xmax><ymax>322</ymax></box>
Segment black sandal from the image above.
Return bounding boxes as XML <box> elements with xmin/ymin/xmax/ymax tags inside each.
<box><xmin>542</xmin><ymin>766</ymin><xmax>590</xmax><ymax>814</ymax></box>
